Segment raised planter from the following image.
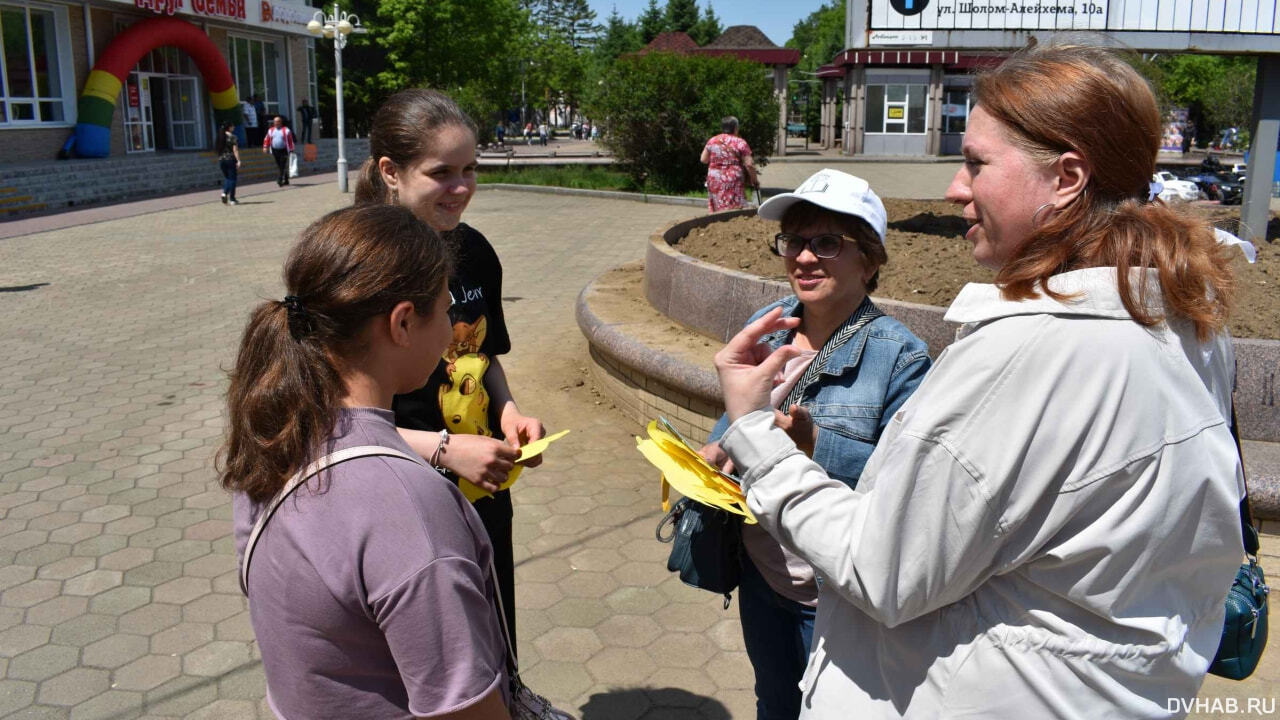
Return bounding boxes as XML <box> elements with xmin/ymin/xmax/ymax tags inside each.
<box><xmin>645</xmin><ymin>210</ymin><xmax>1280</xmax><ymax>444</ymax></box>
<box><xmin>579</xmin><ymin>207</ymin><xmax>1280</xmax><ymax>515</ymax></box>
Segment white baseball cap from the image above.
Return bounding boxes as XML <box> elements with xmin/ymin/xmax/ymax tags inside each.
<box><xmin>757</xmin><ymin>169</ymin><xmax>887</xmax><ymax>245</ymax></box>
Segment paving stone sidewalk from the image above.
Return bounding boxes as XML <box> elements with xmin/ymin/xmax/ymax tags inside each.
<box><xmin>0</xmin><ymin>177</ymin><xmax>1276</xmax><ymax>720</ymax></box>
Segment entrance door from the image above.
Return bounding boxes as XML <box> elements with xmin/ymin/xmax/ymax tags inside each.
<box><xmin>166</xmin><ymin>77</ymin><xmax>202</xmax><ymax>149</ymax></box>
<box><xmin>123</xmin><ymin>74</ymin><xmax>155</xmax><ymax>153</ymax></box>
<box><xmin>150</xmin><ymin>80</ymin><xmax>170</xmax><ymax>151</ymax></box>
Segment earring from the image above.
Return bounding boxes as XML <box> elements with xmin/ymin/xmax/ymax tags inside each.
<box><xmin>1031</xmin><ymin>202</ymin><xmax>1055</xmax><ymax>228</ymax></box>
<box><xmin>390</xmin><ymin>187</ymin><xmax>399</xmax><ymax>205</ymax></box>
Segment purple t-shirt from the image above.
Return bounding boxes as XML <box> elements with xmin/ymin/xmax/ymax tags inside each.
<box><xmin>233</xmin><ymin>408</ymin><xmax>507</xmax><ymax>719</ymax></box>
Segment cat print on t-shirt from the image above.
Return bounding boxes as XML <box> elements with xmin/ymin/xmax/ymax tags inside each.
<box><xmin>438</xmin><ymin>316</ymin><xmax>492</xmax><ymax>437</ymax></box>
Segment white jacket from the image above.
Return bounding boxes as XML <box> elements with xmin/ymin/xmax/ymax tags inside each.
<box><xmin>721</xmin><ymin>268</ymin><xmax>1244</xmax><ymax>719</ymax></box>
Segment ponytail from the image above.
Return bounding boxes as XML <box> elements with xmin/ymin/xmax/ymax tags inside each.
<box><xmin>354</xmin><ymin>157</ymin><xmax>391</xmax><ymax>205</ymax></box>
<box><xmin>220</xmin><ymin>301</ymin><xmax>344</xmax><ymax>504</ymax></box>
<box><xmin>219</xmin><ymin>204</ymin><xmax>453</xmax><ymax>503</ymax></box>
<box><xmin>998</xmin><ymin>199</ymin><xmax>1235</xmax><ymax>340</ymax></box>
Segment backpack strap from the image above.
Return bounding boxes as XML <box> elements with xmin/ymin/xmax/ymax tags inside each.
<box><xmin>239</xmin><ymin>445</ymin><xmax>423</xmax><ymax>596</ymax></box>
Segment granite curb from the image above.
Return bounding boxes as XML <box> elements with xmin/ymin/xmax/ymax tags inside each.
<box><xmin>584</xmin><ymin>208</ymin><xmax>1280</xmax><ymax>518</ymax></box>
<box><xmin>479</xmin><ymin>183</ymin><xmax>706</xmax><ymax>207</ymax></box>
<box><xmin>575</xmin><ymin>281</ymin><xmax>722</xmax><ymax>404</ymax></box>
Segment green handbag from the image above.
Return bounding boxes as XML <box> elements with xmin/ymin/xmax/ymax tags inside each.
<box><xmin>1208</xmin><ymin>406</ymin><xmax>1268</xmax><ymax>680</ymax></box>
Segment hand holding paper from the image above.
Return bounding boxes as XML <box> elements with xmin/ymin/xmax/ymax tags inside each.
<box><xmin>458</xmin><ymin>429</ymin><xmax>571</xmax><ymax>503</ymax></box>
<box><xmin>635</xmin><ymin>418</ymin><xmax>755</xmax><ymax>523</ymax></box>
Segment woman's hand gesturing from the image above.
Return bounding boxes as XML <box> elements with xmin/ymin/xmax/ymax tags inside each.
<box><xmin>713</xmin><ymin>307</ymin><xmax>801</xmax><ymax>422</ymax></box>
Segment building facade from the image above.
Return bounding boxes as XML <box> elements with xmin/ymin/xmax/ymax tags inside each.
<box><xmin>816</xmin><ymin>49</ymin><xmax>1001</xmax><ymax>157</ymax></box>
<box><xmin>1</xmin><ymin>0</ymin><xmax>317</xmax><ymax>163</ymax></box>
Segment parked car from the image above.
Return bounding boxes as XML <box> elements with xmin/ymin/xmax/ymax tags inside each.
<box><xmin>1153</xmin><ymin>171</ymin><xmax>1200</xmax><ymax>202</ymax></box>
<box><xmin>1184</xmin><ymin>172</ymin><xmax>1243</xmax><ymax>204</ymax></box>
<box><xmin>1218</xmin><ymin>174</ymin><xmax>1245</xmax><ymax>205</ymax></box>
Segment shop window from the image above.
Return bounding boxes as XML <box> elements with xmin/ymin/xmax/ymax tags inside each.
<box><xmin>306</xmin><ymin>41</ymin><xmax>317</xmax><ymax>107</ymax></box>
<box><xmin>942</xmin><ymin>88</ymin><xmax>970</xmax><ymax>133</ymax></box>
<box><xmin>0</xmin><ymin>3</ymin><xmax>69</xmax><ymax>125</ymax></box>
<box><xmin>229</xmin><ymin>35</ymin><xmax>284</xmax><ymax>117</ymax></box>
<box><xmin>865</xmin><ymin>83</ymin><xmax>927</xmax><ymax>135</ymax></box>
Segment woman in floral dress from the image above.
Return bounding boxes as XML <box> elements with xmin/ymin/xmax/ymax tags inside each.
<box><xmin>702</xmin><ymin>116</ymin><xmax>759</xmax><ymax>212</ymax></box>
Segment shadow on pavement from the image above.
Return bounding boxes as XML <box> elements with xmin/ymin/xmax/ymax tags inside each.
<box><xmin>579</xmin><ymin>687</ymin><xmax>731</xmax><ymax>720</ymax></box>
<box><xmin>0</xmin><ymin>282</ymin><xmax>49</xmax><ymax>292</ymax></box>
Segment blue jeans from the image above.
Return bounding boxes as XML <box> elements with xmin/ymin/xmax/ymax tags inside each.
<box><xmin>739</xmin><ymin>552</ymin><xmax>817</xmax><ymax>720</ymax></box>
<box><xmin>219</xmin><ymin>157</ymin><xmax>237</xmax><ymax>198</ymax></box>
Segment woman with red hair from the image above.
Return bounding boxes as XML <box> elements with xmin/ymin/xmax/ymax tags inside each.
<box><xmin>712</xmin><ymin>43</ymin><xmax>1245</xmax><ymax>719</ymax></box>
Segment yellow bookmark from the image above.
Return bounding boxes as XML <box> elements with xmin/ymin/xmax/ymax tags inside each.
<box><xmin>458</xmin><ymin>429</ymin><xmax>571</xmax><ymax>503</ymax></box>
<box><xmin>635</xmin><ymin>419</ymin><xmax>755</xmax><ymax>523</ymax></box>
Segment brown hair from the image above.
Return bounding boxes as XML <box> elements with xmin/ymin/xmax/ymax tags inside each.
<box><xmin>975</xmin><ymin>42</ymin><xmax>1234</xmax><ymax>340</ymax></box>
<box><xmin>219</xmin><ymin>204</ymin><xmax>453</xmax><ymax>503</ymax></box>
<box><xmin>354</xmin><ymin>88</ymin><xmax>477</xmax><ymax>205</ymax></box>
<box><xmin>781</xmin><ymin>200</ymin><xmax>889</xmax><ymax>293</ymax></box>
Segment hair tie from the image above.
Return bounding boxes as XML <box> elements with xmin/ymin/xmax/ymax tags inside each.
<box><xmin>1147</xmin><ymin>180</ymin><xmax>1163</xmax><ymax>203</ymax></box>
<box><xmin>282</xmin><ymin>295</ymin><xmax>313</xmax><ymax>340</ymax></box>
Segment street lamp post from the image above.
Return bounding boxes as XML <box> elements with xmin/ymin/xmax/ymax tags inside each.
<box><xmin>308</xmin><ymin>3</ymin><xmax>366</xmax><ymax>193</ymax></box>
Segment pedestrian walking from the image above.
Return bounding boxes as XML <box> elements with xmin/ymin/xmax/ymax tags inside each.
<box><xmin>241</xmin><ymin>98</ymin><xmax>259</xmax><ymax>148</ymax></box>
<box><xmin>495</xmin><ymin>123</ymin><xmax>505</xmax><ymax>147</ymax></box>
<box><xmin>253</xmin><ymin>94</ymin><xmax>267</xmax><ymax>144</ymax></box>
<box><xmin>702</xmin><ymin>116</ymin><xmax>758</xmax><ymax>212</ymax></box>
<box><xmin>262</xmin><ymin>116</ymin><xmax>296</xmax><ymax>186</ymax></box>
<box><xmin>216</xmin><ymin>122</ymin><xmax>240</xmax><ymax>205</ymax></box>
<box><xmin>538</xmin><ymin>122</ymin><xmax>548</xmax><ymax>146</ymax></box>
<box><xmin>296</xmin><ymin>98</ymin><xmax>316</xmax><ymax>144</ymax></box>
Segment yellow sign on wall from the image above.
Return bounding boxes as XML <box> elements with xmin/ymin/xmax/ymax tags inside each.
<box><xmin>887</xmin><ymin>107</ymin><xmax>904</xmax><ymax>119</ymax></box>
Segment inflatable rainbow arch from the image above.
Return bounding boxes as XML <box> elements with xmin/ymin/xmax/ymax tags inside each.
<box><xmin>74</xmin><ymin>17</ymin><xmax>242</xmax><ymax>158</ymax></box>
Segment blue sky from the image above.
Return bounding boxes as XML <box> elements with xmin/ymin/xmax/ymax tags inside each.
<box><xmin>586</xmin><ymin>0</ymin><xmax>835</xmax><ymax>48</ymax></box>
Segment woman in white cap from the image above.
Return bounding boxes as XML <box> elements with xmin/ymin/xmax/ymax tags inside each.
<box><xmin>710</xmin><ymin>43</ymin><xmax>1243</xmax><ymax>718</ymax></box>
<box><xmin>699</xmin><ymin>168</ymin><xmax>931</xmax><ymax>720</ymax></box>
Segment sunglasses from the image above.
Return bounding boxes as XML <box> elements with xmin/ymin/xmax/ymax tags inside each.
<box><xmin>770</xmin><ymin>232</ymin><xmax>848</xmax><ymax>259</ymax></box>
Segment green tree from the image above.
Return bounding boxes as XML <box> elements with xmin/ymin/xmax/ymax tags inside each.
<box><xmin>522</xmin><ymin>0</ymin><xmax>599</xmax><ymax>126</ymax></box>
<box><xmin>1139</xmin><ymin>54</ymin><xmax>1256</xmax><ymax>149</ymax></box>
<box><xmin>664</xmin><ymin>0</ymin><xmax>699</xmax><ymax>33</ymax></box>
<box><xmin>638</xmin><ymin>0</ymin><xmax>666</xmax><ymax>43</ymax></box>
<box><xmin>371</xmin><ymin>0</ymin><xmax>532</xmax><ymax>141</ymax></box>
<box><xmin>312</xmin><ymin>0</ymin><xmax>385</xmax><ymax>137</ymax></box>
<box><xmin>586</xmin><ymin>52</ymin><xmax>776</xmax><ymax>192</ymax></box>
<box><xmin>689</xmin><ymin>2</ymin><xmax>722</xmax><ymax>45</ymax></box>
<box><xmin>557</xmin><ymin>0</ymin><xmax>603</xmax><ymax>50</ymax></box>
<box><xmin>786</xmin><ymin>0</ymin><xmax>845</xmax><ymax>140</ymax></box>
<box><xmin>594</xmin><ymin>8</ymin><xmax>642</xmax><ymax>62</ymax></box>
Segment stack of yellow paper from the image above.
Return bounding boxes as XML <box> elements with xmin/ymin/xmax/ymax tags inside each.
<box><xmin>635</xmin><ymin>418</ymin><xmax>755</xmax><ymax>523</ymax></box>
<box><xmin>458</xmin><ymin>429</ymin><xmax>571</xmax><ymax>503</ymax></box>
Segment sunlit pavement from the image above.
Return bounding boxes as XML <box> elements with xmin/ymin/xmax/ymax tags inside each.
<box><xmin>0</xmin><ymin>172</ymin><xmax>1274</xmax><ymax>719</ymax></box>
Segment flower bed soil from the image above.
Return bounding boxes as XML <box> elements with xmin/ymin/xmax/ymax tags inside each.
<box><xmin>673</xmin><ymin>199</ymin><xmax>1280</xmax><ymax>340</ymax></box>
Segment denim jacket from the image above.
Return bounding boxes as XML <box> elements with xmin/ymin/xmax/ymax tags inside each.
<box><xmin>708</xmin><ymin>296</ymin><xmax>931</xmax><ymax>489</ymax></box>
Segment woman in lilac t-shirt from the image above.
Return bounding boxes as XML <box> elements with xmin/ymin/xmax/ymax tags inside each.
<box><xmin>221</xmin><ymin>205</ymin><xmax>511</xmax><ymax>720</ymax></box>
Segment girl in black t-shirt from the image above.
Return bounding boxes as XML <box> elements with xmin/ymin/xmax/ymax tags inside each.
<box><xmin>354</xmin><ymin>89</ymin><xmax>545</xmax><ymax>651</ymax></box>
